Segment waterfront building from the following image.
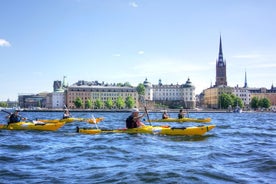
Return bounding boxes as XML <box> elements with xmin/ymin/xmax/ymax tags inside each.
<box><xmin>233</xmin><ymin>72</ymin><xmax>251</xmax><ymax>107</ymax></box>
<box><xmin>233</xmin><ymin>86</ymin><xmax>251</xmax><ymax>107</ymax></box>
<box><xmin>143</xmin><ymin>78</ymin><xmax>196</xmax><ymax>109</ymax></box>
<box><xmin>46</xmin><ymin>76</ymin><xmax>68</xmax><ymax>109</ymax></box>
<box><xmin>52</xmin><ymin>76</ymin><xmax>68</xmax><ymax>109</ymax></box>
<box><xmin>249</xmin><ymin>85</ymin><xmax>276</xmax><ymax>107</ymax></box>
<box><xmin>52</xmin><ymin>90</ymin><xmax>65</xmax><ymax>109</ymax></box>
<box><xmin>18</xmin><ymin>93</ymin><xmax>48</xmax><ymax>109</ymax></box>
<box><xmin>203</xmin><ymin>85</ymin><xmax>233</xmax><ymax>109</ymax></box>
<box><xmin>66</xmin><ymin>80</ymin><xmax>139</xmax><ymax>109</ymax></box>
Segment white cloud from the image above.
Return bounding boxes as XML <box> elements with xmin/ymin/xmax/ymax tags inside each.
<box><xmin>0</xmin><ymin>39</ymin><xmax>11</xmax><ymax>47</ymax></box>
<box><xmin>129</xmin><ymin>2</ymin><xmax>138</xmax><ymax>8</ymax></box>
<box><xmin>138</xmin><ymin>50</ymin><xmax>144</xmax><ymax>55</ymax></box>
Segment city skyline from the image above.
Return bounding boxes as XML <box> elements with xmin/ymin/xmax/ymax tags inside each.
<box><xmin>1</xmin><ymin>0</ymin><xmax>276</xmax><ymax>101</ymax></box>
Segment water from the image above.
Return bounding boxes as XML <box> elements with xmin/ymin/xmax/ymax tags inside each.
<box><xmin>0</xmin><ymin>111</ymin><xmax>275</xmax><ymax>183</ymax></box>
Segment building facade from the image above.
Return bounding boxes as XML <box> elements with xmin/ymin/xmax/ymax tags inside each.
<box><xmin>143</xmin><ymin>78</ymin><xmax>196</xmax><ymax>109</ymax></box>
<box><xmin>203</xmin><ymin>86</ymin><xmax>233</xmax><ymax>109</ymax></box>
<box><xmin>66</xmin><ymin>80</ymin><xmax>139</xmax><ymax>109</ymax></box>
<box><xmin>18</xmin><ymin>93</ymin><xmax>48</xmax><ymax>109</ymax></box>
<box><xmin>249</xmin><ymin>85</ymin><xmax>276</xmax><ymax>107</ymax></box>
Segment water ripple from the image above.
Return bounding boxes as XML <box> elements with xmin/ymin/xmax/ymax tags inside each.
<box><xmin>1</xmin><ymin>112</ymin><xmax>275</xmax><ymax>183</ymax></box>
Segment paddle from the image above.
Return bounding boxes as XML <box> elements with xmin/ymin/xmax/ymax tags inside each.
<box><xmin>1</xmin><ymin>109</ymin><xmax>11</xmax><ymax>115</ymax></box>
<box><xmin>63</xmin><ymin>105</ymin><xmax>72</xmax><ymax>119</ymax></box>
<box><xmin>1</xmin><ymin>109</ymin><xmax>28</xmax><ymax>123</ymax></box>
<box><xmin>186</xmin><ymin>108</ymin><xmax>190</xmax><ymax>118</ymax></box>
<box><xmin>144</xmin><ymin>106</ymin><xmax>152</xmax><ymax>126</ymax></box>
<box><xmin>91</xmin><ymin>114</ymin><xmax>99</xmax><ymax>129</ymax></box>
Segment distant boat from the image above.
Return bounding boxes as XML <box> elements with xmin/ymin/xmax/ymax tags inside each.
<box><xmin>233</xmin><ymin>106</ymin><xmax>242</xmax><ymax>113</ymax></box>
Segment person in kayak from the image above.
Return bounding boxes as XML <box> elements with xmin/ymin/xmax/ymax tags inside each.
<box><xmin>162</xmin><ymin>110</ymin><xmax>169</xmax><ymax>119</ymax></box>
<box><xmin>178</xmin><ymin>109</ymin><xmax>186</xmax><ymax>119</ymax></box>
<box><xmin>8</xmin><ymin>110</ymin><xmax>26</xmax><ymax>124</ymax></box>
<box><xmin>63</xmin><ymin>109</ymin><xmax>71</xmax><ymax>119</ymax></box>
<box><xmin>126</xmin><ymin>108</ymin><xmax>145</xmax><ymax>128</ymax></box>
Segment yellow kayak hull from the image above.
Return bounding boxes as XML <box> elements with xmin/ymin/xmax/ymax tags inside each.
<box><xmin>0</xmin><ymin>121</ymin><xmax>65</xmax><ymax>131</ymax></box>
<box><xmin>38</xmin><ymin>117</ymin><xmax>104</xmax><ymax>124</ymax></box>
<box><xmin>150</xmin><ymin>117</ymin><xmax>211</xmax><ymax>123</ymax></box>
<box><xmin>77</xmin><ymin>125</ymin><xmax>216</xmax><ymax>136</ymax></box>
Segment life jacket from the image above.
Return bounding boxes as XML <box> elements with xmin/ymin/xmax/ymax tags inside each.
<box><xmin>9</xmin><ymin>114</ymin><xmax>21</xmax><ymax>123</ymax></box>
<box><xmin>126</xmin><ymin>115</ymin><xmax>138</xmax><ymax>129</ymax></box>
<box><xmin>178</xmin><ymin>114</ymin><xmax>184</xmax><ymax>119</ymax></box>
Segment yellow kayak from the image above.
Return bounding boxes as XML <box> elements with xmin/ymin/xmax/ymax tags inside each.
<box><xmin>77</xmin><ymin>125</ymin><xmax>216</xmax><ymax>136</ymax></box>
<box><xmin>149</xmin><ymin>117</ymin><xmax>211</xmax><ymax>123</ymax></box>
<box><xmin>0</xmin><ymin>121</ymin><xmax>65</xmax><ymax>131</ymax></box>
<box><xmin>37</xmin><ymin>117</ymin><xmax>104</xmax><ymax>124</ymax></box>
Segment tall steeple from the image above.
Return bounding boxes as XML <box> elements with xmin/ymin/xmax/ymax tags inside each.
<box><xmin>218</xmin><ymin>35</ymin><xmax>224</xmax><ymax>64</ymax></box>
<box><xmin>215</xmin><ymin>35</ymin><xmax>227</xmax><ymax>86</ymax></box>
<box><xmin>244</xmin><ymin>70</ymin><xmax>248</xmax><ymax>88</ymax></box>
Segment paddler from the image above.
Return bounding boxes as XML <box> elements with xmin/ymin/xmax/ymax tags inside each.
<box><xmin>63</xmin><ymin>109</ymin><xmax>71</xmax><ymax>119</ymax></box>
<box><xmin>7</xmin><ymin>110</ymin><xmax>26</xmax><ymax>124</ymax></box>
<box><xmin>126</xmin><ymin>108</ymin><xmax>145</xmax><ymax>128</ymax></box>
<box><xmin>178</xmin><ymin>109</ymin><xmax>186</xmax><ymax>119</ymax></box>
<box><xmin>162</xmin><ymin>110</ymin><xmax>169</xmax><ymax>119</ymax></box>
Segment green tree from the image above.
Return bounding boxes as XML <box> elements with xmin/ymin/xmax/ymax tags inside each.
<box><xmin>232</xmin><ymin>95</ymin><xmax>244</xmax><ymax>108</ymax></box>
<box><xmin>105</xmin><ymin>98</ymin><xmax>114</xmax><ymax>109</ymax></box>
<box><xmin>0</xmin><ymin>102</ymin><xmax>8</xmax><ymax>107</ymax></box>
<box><xmin>74</xmin><ymin>97</ymin><xmax>83</xmax><ymax>108</ymax></box>
<box><xmin>94</xmin><ymin>99</ymin><xmax>103</xmax><ymax>109</ymax></box>
<box><xmin>123</xmin><ymin>82</ymin><xmax>132</xmax><ymax>87</ymax></box>
<box><xmin>260</xmin><ymin>98</ymin><xmax>271</xmax><ymax>109</ymax></box>
<box><xmin>125</xmin><ymin>96</ymin><xmax>135</xmax><ymax>109</ymax></box>
<box><xmin>136</xmin><ymin>83</ymin><xmax>145</xmax><ymax>95</ymax></box>
<box><xmin>250</xmin><ymin>97</ymin><xmax>259</xmax><ymax>109</ymax></box>
<box><xmin>218</xmin><ymin>93</ymin><xmax>233</xmax><ymax>109</ymax></box>
<box><xmin>85</xmin><ymin>99</ymin><xmax>93</xmax><ymax>109</ymax></box>
<box><xmin>116</xmin><ymin>96</ymin><xmax>125</xmax><ymax>109</ymax></box>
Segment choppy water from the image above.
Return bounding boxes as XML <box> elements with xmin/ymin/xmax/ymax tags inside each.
<box><xmin>0</xmin><ymin>111</ymin><xmax>275</xmax><ymax>184</ymax></box>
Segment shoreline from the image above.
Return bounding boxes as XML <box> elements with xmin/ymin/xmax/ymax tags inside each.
<box><xmin>18</xmin><ymin>109</ymin><xmax>270</xmax><ymax>113</ymax></box>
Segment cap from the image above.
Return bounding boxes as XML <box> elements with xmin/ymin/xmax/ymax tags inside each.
<box><xmin>132</xmin><ymin>108</ymin><xmax>139</xmax><ymax>113</ymax></box>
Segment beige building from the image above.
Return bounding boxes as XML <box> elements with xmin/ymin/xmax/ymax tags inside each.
<box><xmin>249</xmin><ymin>86</ymin><xmax>276</xmax><ymax>107</ymax></box>
<box><xmin>66</xmin><ymin>81</ymin><xmax>138</xmax><ymax>109</ymax></box>
<box><xmin>203</xmin><ymin>85</ymin><xmax>233</xmax><ymax>109</ymax></box>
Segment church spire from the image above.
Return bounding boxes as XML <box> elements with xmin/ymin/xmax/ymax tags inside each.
<box><xmin>244</xmin><ymin>70</ymin><xmax>248</xmax><ymax>88</ymax></box>
<box><xmin>218</xmin><ymin>35</ymin><xmax>223</xmax><ymax>63</ymax></box>
<box><xmin>215</xmin><ymin>35</ymin><xmax>227</xmax><ymax>86</ymax></box>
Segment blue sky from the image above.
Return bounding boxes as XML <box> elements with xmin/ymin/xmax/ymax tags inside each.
<box><xmin>1</xmin><ymin>0</ymin><xmax>275</xmax><ymax>101</ymax></box>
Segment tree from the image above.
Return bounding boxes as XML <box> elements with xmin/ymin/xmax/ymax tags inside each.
<box><xmin>116</xmin><ymin>96</ymin><xmax>125</xmax><ymax>109</ymax></box>
<box><xmin>260</xmin><ymin>98</ymin><xmax>271</xmax><ymax>109</ymax></box>
<box><xmin>136</xmin><ymin>83</ymin><xmax>145</xmax><ymax>95</ymax></box>
<box><xmin>105</xmin><ymin>98</ymin><xmax>114</xmax><ymax>109</ymax></box>
<box><xmin>250</xmin><ymin>97</ymin><xmax>259</xmax><ymax>109</ymax></box>
<box><xmin>94</xmin><ymin>99</ymin><xmax>103</xmax><ymax>109</ymax></box>
<box><xmin>0</xmin><ymin>102</ymin><xmax>8</xmax><ymax>107</ymax></box>
<box><xmin>232</xmin><ymin>95</ymin><xmax>244</xmax><ymax>108</ymax></box>
<box><xmin>74</xmin><ymin>97</ymin><xmax>83</xmax><ymax>108</ymax></box>
<box><xmin>123</xmin><ymin>82</ymin><xmax>132</xmax><ymax>87</ymax></box>
<box><xmin>218</xmin><ymin>93</ymin><xmax>233</xmax><ymax>109</ymax></box>
<box><xmin>125</xmin><ymin>96</ymin><xmax>135</xmax><ymax>109</ymax></box>
<box><xmin>85</xmin><ymin>99</ymin><xmax>93</xmax><ymax>109</ymax></box>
